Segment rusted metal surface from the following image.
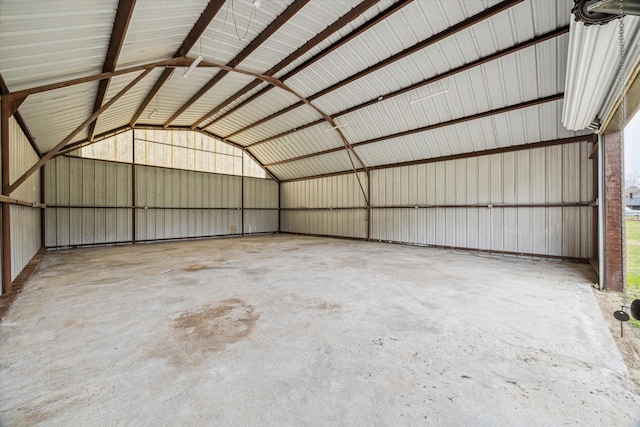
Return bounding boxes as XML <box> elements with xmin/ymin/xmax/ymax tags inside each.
<box><xmin>603</xmin><ymin>131</ymin><xmax>625</xmax><ymax>292</ymax></box>
<box><xmin>1</xmin><ymin>97</ymin><xmax>11</xmax><ymax>294</ymax></box>
<box><xmin>88</xmin><ymin>0</ymin><xmax>137</xmax><ymax>141</ymax></box>
<box><xmin>131</xmin><ymin>130</ymin><xmax>136</xmax><ymax>243</ymax></box>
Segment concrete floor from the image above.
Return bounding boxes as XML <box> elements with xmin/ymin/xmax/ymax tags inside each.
<box><xmin>0</xmin><ymin>235</ymin><xmax>638</xmax><ymax>426</ymax></box>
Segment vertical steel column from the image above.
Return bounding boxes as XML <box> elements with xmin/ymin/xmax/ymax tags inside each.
<box><xmin>131</xmin><ymin>129</ymin><xmax>136</xmax><ymax>244</ymax></box>
<box><xmin>241</xmin><ymin>151</ymin><xmax>245</xmax><ymax>236</ymax></box>
<box><xmin>603</xmin><ymin>131</ymin><xmax>625</xmax><ymax>292</ymax></box>
<box><xmin>278</xmin><ymin>181</ymin><xmax>281</xmax><ymax>233</ymax></box>
<box><xmin>40</xmin><ymin>164</ymin><xmax>45</xmax><ymax>248</ymax></box>
<box><xmin>366</xmin><ymin>170</ymin><xmax>371</xmax><ymax>241</ymax></box>
<box><xmin>1</xmin><ymin>98</ymin><xmax>12</xmax><ymax>294</ymax></box>
<box><xmin>591</xmin><ymin>135</ymin><xmax>598</xmax><ymax>264</ymax></box>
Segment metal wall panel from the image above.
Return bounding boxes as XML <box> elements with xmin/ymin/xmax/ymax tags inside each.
<box><xmin>282</xmin><ymin>141</ymin><xmax>594</xmax><ymax>259</ymax></box>
<box><xmin>9</xmin><ymin>117</ymin><xmax>40</xmax><ymax>202</ymax></box>
<box><xmin>9</xmin><ymin>205</ymin><xmax>41</xmax><ymax>282</ymax></box>
<box><xmin>6</xmin><ymin>118</ymin><xmax>42</xmax><ymax>283</ymax></box>
<box><xmin>135</xmin><ymin>165</ymin><xmax>243</xmax><ymax>240</ymax></box>
<box><xmin>244</xmin><ymin>177</ymin><xmax>278</xmax><ymax>233</ymax></box>
<box><xmin>281</xmin><ymin>172</ymin><xmax>367</xmax><ymax>238</ymax></box>
<box><xmin>45</xmin><ymin>156</ymin><xmax>132</xmax><ymax>247</ymax></box>
<box><xmin>369</xmin><ymin>140</ymin><xmax>594</xmax><ymax>258</ymax></box>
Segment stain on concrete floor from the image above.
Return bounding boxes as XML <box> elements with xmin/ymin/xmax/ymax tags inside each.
<box><xmin>153</xmin><ymin>298</ymin><xmax>259</xmax><ymax>367</ymax></box>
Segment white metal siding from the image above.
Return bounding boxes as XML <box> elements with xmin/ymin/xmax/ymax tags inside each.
<box><xmin>281</xmin><ymin>172</ymin><xmax>368</xmax><ymax>238</ymax></box>
<box><xmin>370</xmin><ymin>141</ymin><xmax>594</xmax><ymax>258</ymax></box>
<box><xmin>9</xmin><ymin>117</ymin><xmax>40</xmax><ymax>202</ymax></box>
<box><xmin>135</xmin><ymin>165</ymin><xmax>242</xmax><ymax>240</ymax></box>
<box><xmin>45</xmin><ymin>156</ymin><xmax>132</xmax><ymax>247</ymax></box>
<box><xmin>6</xmin><ymin>118</ymin><xmax>42</xmax><ymax>283</ymax></box>
<box><xmin>9</xmin><ymin>205</ymin><xmax>41</xmax><ymax>282</ymax></box>
<box><xmin>281</xmin><ymin>141</ymin><xmax>594</xmax><ymax>258</ymax></box>
<box><xmin>45</xmin><ymin>155</ymin><xmax>277</xmax><ymax>246</ymax></box>
<box><xmin>244</xmin><ymin>177</ymin><xmax>278</xmax><ymax>233</ymax></box>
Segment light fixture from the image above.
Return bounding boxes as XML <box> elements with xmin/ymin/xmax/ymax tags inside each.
<box><xmin>183</xmin><ymin>55</ymin><xmax>204</xmax><ymax>78</ymax></box>
<box><xmin>252</xmin><ymin>0</ymin><xmax>262</xmax><ymax>8</ymax></box>
<box><xmin>409</xmin><ymin>89</ymin><xmax>448</xmax><ymax>105</ymax></box>
<box><xmin>587</xmin><ymin>0</ymin><xmax>640</xmax><ymax>17</ymax></box>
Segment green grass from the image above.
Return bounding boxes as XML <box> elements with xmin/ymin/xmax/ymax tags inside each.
<box><xmin>627</xmin><ymin>219</ymin><xmax>640</xmax><ymax>297</ymax></box>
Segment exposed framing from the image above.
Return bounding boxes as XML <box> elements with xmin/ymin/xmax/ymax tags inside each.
<box><xmin>216</xmin><ymin>0</ymin><xmax>522</xmax><ymax>141</ymax></box>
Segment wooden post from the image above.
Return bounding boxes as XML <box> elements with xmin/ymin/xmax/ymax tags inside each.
<box><xmin>603</xmin><ymin>131</ymin><xmax>625</xmax><ymax>292</ymax></box>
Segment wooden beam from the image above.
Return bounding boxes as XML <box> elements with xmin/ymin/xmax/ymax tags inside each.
<box><xmin>189</xmin><ymin>0</ymin><xmax>384</xmax><ymax>129</ymax></box>
<box><xmin>220</xmin><ymin>0</ymin><xmax>522</xmax><ymax>140</ymax></box>
<box><xmin>264</xmin><ymin>93</ymin><xmax>564</xmax><ymax>167</ymax></box>
<box><xmin>198</xmin><ymin>0</ymin><xmax>413</xmax><ymax>130</ymax></box>
<box><xmin>129</xmin><ymin>0</ymin><xmax>227</xmax><ymax>126</ymax></box>
<box><xmin>278</xmin><ymin>134</ymin><xmax>591</xmax><ymax>183</ymax></box>
<box><xmin>88</xmin><ymin>0</ymin><xmax>137</xmax><ymax>141</ymax></box>
<box><xmin>9</xmin><ymin>68</ymin><xmax>153</xmax><ymax>194</ymax></box>
<box><xmin>1</xmin><ymin>97</ymin><xmax>11</xmax><ymax>294</ymax></box>
<box><xmin>163</xmin><ymin>0</ymin><xmax>312</xmax><ymax>128</ymax></box>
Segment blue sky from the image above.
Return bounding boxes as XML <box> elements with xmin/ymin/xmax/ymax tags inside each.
<box><xmin>626</xmin><ymin>109</ymin><xmax>640</xmax><ymax>187</ymax></box>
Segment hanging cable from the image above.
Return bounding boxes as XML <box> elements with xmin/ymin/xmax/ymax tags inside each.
<box><xmin>231</xmin><ymin>0</ymin><xmax>256</xmax><ymax>40</ymax></box>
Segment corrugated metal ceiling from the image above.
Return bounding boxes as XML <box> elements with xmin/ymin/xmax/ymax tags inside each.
<box><xmin>0</xmin><ymin>0</ymin><xmax>594</xmax><ymax>182</ymax></box>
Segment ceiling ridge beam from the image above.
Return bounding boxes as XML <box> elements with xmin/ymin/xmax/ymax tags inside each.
<box><xmin>129</xmin><ymin>0</ymin><xmax>227</xmax><ymax>127</ymax></box>
<box><xmin>246</xmin><ymin>25</ymin><xmax>568</xmax><ymax>150</ymax></box>
<box><xmin>192</xmin><ymin>0</ymin><xmax>410</xmax><ymax>130</ymax></box>
<box><xmin>263</xmin><ymin>93</ymin><xmax>564</xmax><ymax>167</ymax></box>
<box><xmin>0</xmin><ymin>74</ymin><xmax>41</xmax><ymax>158</ymax></box>
<box><xmin>278</xmin><ymin>134</ymin><xmax>593</xmax><ymax>183</ymax></box>
<box><xmin>162</xmin><ymin>0</ymin><xmax>312</xmax><ymax>129</ymax></box>
<box><xmin>88</xmin><ymin>0</ymin><xmax>137</xmax><ymax>142</ymax></box>
<box><xmin>189</xmin><ymin>0</ymin><xmax>384</xmax><ymax>130</ymax></box>
<box><xmin>220</xmin><ymin>0</ymin><xmax>522</xmax><ymax>141</ymax></box>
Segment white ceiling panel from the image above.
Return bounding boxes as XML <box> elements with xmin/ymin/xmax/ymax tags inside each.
<box><xmin>238</xmin><ymin>1</ymin><xmax>360</xmax><ymax>74</ymax></box>
<box><xmin>94</xmin><ymin>68</ymin><xmax>166</xmax><ymax>136</ymax></box>
<box><xmin>117</xmin><ymin>0</ymin><xmax>211</xmax><ymax>68</ymax></box>
<box><xmin>250</xmin><ymin>124</ymin><xmax>344</xmax><ymax>165</ymax></box>
<box><xmin>1</xmin><ymin>0</ymin><xmax>595</xmax><ymax>179</ymax></box>
<box><xmin>267</xmin><ymin>150</ymin><xmax>359</xmax><ymax>181</ymax></box>
<box><xmin>173</xmin><ymin>73</ymin><xmax>264</xmax><ymax>127</ymax></box>
<box><xmin>354</xmin><ymin>100</ymin><xmax>590</xmax><ymax>168</ymax></box>
<box><xmin>19</xmin><ymin>84</ymin><xmax>97</xmax><ymax>153</ymax></box>
<box><xmin>0</xmin><ymin>0</ymin><xmax>117</xmax><ymax>90</ymax></box>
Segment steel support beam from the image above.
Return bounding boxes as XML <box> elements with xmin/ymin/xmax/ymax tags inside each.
<box><xmin>9</xmin><ymin>68</ymin><xmax>153</xmax><ymax>194</ymax></box>
<box><xmin>132</xmin><ymin>129</ymin><xmax>136</xmax><ymax>244</ymax></box>
<box><xmin>219</xmin><ymin>0</ymin><xmax>522</xmax><ymax>140</ymax></box>
<box><xmin>164</xmin><ymin>0</ymin><xmax>312</xmax><ymax>129</ymax></box>
<box><xmin>1</xmin><ymin>97</ymin><xmax>11</xmax><ymax>294</ymax></box>
<box><xmin>278</xmin><ymin>134</ymin><xmax>592</xmax><ymax>183</ymax></box>
<box><xmin>190</xmin><ymin>0</ymin><xmax>388</xmax><ymax>129</ymax></box>
<box><xmin>88</xmin><ymin>0</ymin><xmax>137</xmax><ymax>141</ymax></box>
<box><xmin>130</xmin><ymin>0</ymin><xmax>227</xmax><ymax>126</ymax></box>
<box><xmin>265</xmin><ymin>93</ymin><xmax>564</xmax><ymax>168</ymax></box>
